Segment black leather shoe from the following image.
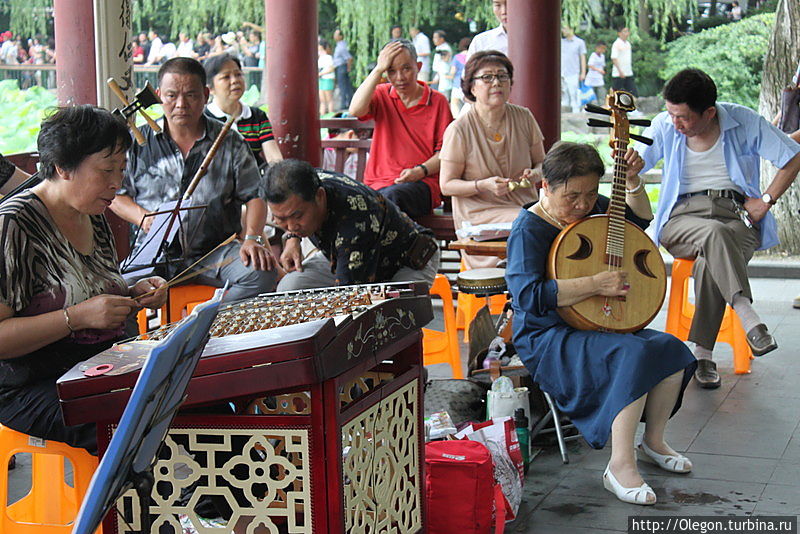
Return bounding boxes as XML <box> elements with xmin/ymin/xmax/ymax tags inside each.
<box><xmin>694</xmin><ymin>359</ymin><xmax>721</xmax><ymax>389</ymax></box>
<box><xmin>746</xmin><ymin>323</ymin><xmax>777</xmax><ymax>357</ymax></box>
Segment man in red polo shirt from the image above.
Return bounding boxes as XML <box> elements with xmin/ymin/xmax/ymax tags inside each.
<box><xmin>349</xmin><ymin>39</ymin><xmax>453</xmax><ymax>218</ymax></box>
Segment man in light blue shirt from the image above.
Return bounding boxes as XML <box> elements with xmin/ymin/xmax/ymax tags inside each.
<box><xmin>333</xmin><ymin>29</ymin><xmax>354</xmax><ymax>110</ymax></box>
<box><xmin>640</xmin><ymin>69</ymin><xmax>800</xmax><ymax>388</ymax></box>
<box><xmin>561</xmin><ymin>26</ymin><xmax>586</xmax><ymax>114</ymax></box>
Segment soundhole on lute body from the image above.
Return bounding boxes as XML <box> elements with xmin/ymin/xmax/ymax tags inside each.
<box><xmin>548</xmin><ymin>216</ymin><xmax>666</xmax><ymax>332</ymax></box>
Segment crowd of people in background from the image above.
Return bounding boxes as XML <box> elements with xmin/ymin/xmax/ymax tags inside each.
<box><xmin>130</xmin><ymin>26</ymin><xmax>266</xmax><ymax>67</ymax></box>
<box><xmin>0</xmin><ymin>31</ymin><xmax>56</xmax><ymax>89</ymax></box>
<box><xmin>0</xmin><ymin>19</ymin><xmax>635</xmax><ymax>115</ymax></box>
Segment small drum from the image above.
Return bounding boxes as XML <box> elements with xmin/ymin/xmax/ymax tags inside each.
<box><xmin>456</xmin><ymin>268</ymin><xmax>507</xmax><ymax>296</ymax></box>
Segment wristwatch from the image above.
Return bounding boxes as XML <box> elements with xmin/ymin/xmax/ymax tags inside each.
<box><xmin>244</xmin><ymin>234</ymin><xmax>265</xmax><ymax>246</ymax></box>
<box><xmin>761</xmin><ymin>193</ymin><xmax>776</xmax><ymax>205</ymax></box>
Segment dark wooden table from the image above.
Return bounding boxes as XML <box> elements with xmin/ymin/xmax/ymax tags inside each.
<box><xmin>448</xmin><ymin>238</ymin><xmax>508</xmax><ymax>259</ymax></box>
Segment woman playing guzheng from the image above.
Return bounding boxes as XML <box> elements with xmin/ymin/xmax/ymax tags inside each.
<box><xmin>506</xmin><ymin>142</ymin><xmax>697</xmax><ymax>505</ymax></box>
<box><xmin>0</xmin><ymin>106</ymin><xmax>168</xmax><ymax>454</ymax></box>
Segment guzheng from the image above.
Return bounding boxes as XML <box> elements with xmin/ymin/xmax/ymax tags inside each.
<box><xmin>57</xmin><ymin>281</ymin><xmax>432</xmax><ymax>534</ymax></box>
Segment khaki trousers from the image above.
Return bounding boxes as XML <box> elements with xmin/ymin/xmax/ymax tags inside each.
<box><xmin>659</xmin><ymin>195</ymin><xmax>760</xmax><ymax>349</ymax></box>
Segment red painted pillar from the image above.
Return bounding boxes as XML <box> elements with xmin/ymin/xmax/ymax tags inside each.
<box><xmin>508</xmin><ymin>0</ymin><xmax>561</xmax><ymax>151</ymax></box>
<box><xmin>54</xmin><ymin>0</ymin><xmax>97</xmax><ymax>105</ymax></box>
<box><xmin>265</xmin><ymin>0</ymin><xmax>321</xmax><ymax>165</ymax></box>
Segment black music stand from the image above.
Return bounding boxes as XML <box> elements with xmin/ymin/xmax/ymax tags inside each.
<box><xmin>72</xmin><ymin>286</ymin><xmax>227</xmax><ymax>534</ymax></box>
<box><xmin>120</xmin><ymin>200</ymin><xmax>208</xmax><ymax>280</ymax></box>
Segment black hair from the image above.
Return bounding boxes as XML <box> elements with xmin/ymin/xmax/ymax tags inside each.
<box><xmin>203</xmin><ymin>53</ymin><xmax>242</xmax><ymax>87</ymax></box>
<box><xmin>264</xmin><ymin>159</ymin><xmax>321</xmax><ymax>204</ymax></box>
<box><xmin>433</xmin><ymin>29</ymin><xmax>447</xmax><ymax>40</ymax></box>
<box><xmin>158</xmin><ymin>56</ymin><xmax>206</xmax><ymax>86</ymax></box>
<box><xmin>390</xmin><ymin>25</ymin><xmax>403</xmax><ymax>33</ymax></box>
<box><xmin>462</xmin><ymin>50</ymin><xmax>514</xmax><ymax>103</ymax></box>
<box><xmin>37</xmin><ymin>105</ymin><xmax>132</xmax><ymax>181</ymax></box>
<box><xmin>542</xmin><ymin>142</ymin><xmax>605</xmax><ymax>189</ymax></box>
<box><xmin>663</xmin><ymin>68</ymin><xmax>717</xmax><ymax>115</ymax></box>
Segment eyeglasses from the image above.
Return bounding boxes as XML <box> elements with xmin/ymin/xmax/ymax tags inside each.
<box><xmin>472</xmin><ymin>73</ymin><xmax>511</xmax><ymax>84</ymax></box>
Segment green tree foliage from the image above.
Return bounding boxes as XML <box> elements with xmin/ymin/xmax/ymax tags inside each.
<box><xmin>662</xmin><ymin>13</ymin><xmax>775</xmax><ymax>109</ymax></box>
<box><xmin>335</xmin><ymin>0</ymin><xmax>440</xmax><ymax>80</ymax></box>
<box><xmin>562</xmin><ymin>0</ymin><xmax>696</xmax><ymax>39</ymax></box>
<box><xmin>5</xmin><ymin>0</ymin><xmax>51</xmax><ymax>37</ymax></box>
<box><xmin>133</xmin><ymin>0</ymin><xmax>263</xmax><ymax>39</ymax></box>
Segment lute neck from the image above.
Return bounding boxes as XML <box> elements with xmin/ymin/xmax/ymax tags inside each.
<box><xmin>605</xmin><ymin>138</ymin><xmax>629</xmax><ymax>268</ymax></box>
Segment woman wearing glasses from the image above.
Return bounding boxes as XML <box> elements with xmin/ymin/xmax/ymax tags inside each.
<box><xmin>439</xmin><ymin>50</ymin><xmax>545</xmax><ymax>268</ymax></box>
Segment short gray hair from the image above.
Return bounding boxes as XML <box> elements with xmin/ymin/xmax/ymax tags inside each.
<box><xmin>386</xmin><ymin>38</ymin><xmax>417</xmax><ymax>62</ymax></box>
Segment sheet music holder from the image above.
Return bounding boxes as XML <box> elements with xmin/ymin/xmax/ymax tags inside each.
<box><xmin>72</xmin><ymin>285</ymin><xmax>227</xmax><ymax>534</ymax></box>
<box><xmin>120</xmin><ymin>199</ymin><xmax>208</xmax><ymax>278</ymax></box>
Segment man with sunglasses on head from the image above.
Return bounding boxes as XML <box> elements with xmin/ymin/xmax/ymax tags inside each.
<box><xmin>349</xmin><ymin>38</ymin><xmax>453</xmax><ymax>218</ymax></box>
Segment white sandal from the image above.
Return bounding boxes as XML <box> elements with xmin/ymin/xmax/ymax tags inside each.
<box><xmin>602</xmin><ymin>465</ymin><xmax>656</xmax><ymax>505</ymax></box>
<box><xmin>638</xmin><ymin>441</ymin><xmax>693</xmax><ymax>473</ymax></box>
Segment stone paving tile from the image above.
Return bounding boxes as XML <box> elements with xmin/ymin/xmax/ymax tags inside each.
<box><xmin>689</xmin><ymin>425</ymin><xmax>793</xmax><ymax>459</ymax></box>
<box><xmin>520</xmin><ymin>493</ymin><xmax>638</xmax><ymax>532</ymax></box>
<box><xmin>633</xmin><ymin>476</ymin><xmax>764</xmax><ymax>516</ymax></box>
<box><xmin>657</xmin><ymin>452</ymin><xmax>778</xmax><ymax>484</ymax></box>
<box><xmin>752</xmin><ymin>483</ymin><xmax>800</xmax><ymax>515</ymax></box>
<box><xmin>781</xmin><ymin>436</ymin><xmax>800</xmax><ymax>463</ymax></box>
<box><xmin>768</xmin><ymin>460</ymin><xmax>800</xmax><ymax>486</ymax></box>
<box><xmin>511</xmin><ymin>525</ymin><xmax>624</xmax><ymax>534</ymax></box>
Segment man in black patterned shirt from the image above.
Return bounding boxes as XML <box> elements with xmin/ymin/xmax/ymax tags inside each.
<box><xmin>265</xmin><ymin>160</ymin><xmax>439</xmax><ymax>290</ymax></box>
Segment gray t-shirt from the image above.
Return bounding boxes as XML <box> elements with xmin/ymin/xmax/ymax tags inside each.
<box><xmin>561</xmin><ymin>36</ymin><xmax>586</xmax><ymax>77</ymax></box>
<box><xmin>120</xmin><ymin>116</ymin><xmax>261</xmax><ymax>261</ymax></box>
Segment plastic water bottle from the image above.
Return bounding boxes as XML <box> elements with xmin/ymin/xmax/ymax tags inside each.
<box><xmin>514</xmin><ymin>408</ymin><xmax>530</xmax><ymax>473</ymax></box>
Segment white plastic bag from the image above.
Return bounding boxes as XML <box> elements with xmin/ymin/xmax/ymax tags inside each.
<box><xmin>487</xmin><ymin>378</ymin><xmax>529</xmax><ymax>421</ymax></box>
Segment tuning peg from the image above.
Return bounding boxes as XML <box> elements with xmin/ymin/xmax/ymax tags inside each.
<box><xmin>630</xmin><ymin>133</ymin><xmax>654</xmax><ymax>146</ymax></box>
<box><xmin>629</xmin><ymin>118</ymin><xmax>651</xmax><ymax>127</ymax></box>
<box><xmin>587</xmin><ymin>118</ymin><xmax>613</xmax><ymax>129</ymax></box>
<box><xmin>585</xmin><ymin>103</ymin><xmax>611</xmax><ymax>116</ymax></box>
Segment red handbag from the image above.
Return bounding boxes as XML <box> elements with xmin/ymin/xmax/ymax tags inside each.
<box><xmin>425</xmin><ymin>440</ymin><xmax>509</xmax><ymax>534</ymax></box>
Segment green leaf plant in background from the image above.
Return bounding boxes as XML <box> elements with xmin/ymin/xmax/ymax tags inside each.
<box><xmin>0</xmin><ymin>80</ymin><xmax>57</xmax><ymax>155</ymax></box>
<box><xmin>663</xmin><ymin>13</ymin><xmax>774</xmax><ymax>110</ymax></box>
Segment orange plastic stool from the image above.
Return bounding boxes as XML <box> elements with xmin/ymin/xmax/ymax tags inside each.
<box><xmin>665</xmin><ymin>258</ymin><xmax>754</xmax><ymax>374</ymax></box>
<box><xmin>423</xmin><ymin>274</ymin><xmax>463</xmax><ymax>378</ymax></box>
<box><xmin>137</xmin><ymin>284</ymin><xmax>217</xmax><ymax>334</ymax></box>
<box><xmin>0</xmin><ymin>424</ymin><xmax>100</xmax><ymax>533</ymax></box>
<box><xmin>455</xmin><ymin>260</ymin><xmax>508</xmax><ymax>342</ymax></box>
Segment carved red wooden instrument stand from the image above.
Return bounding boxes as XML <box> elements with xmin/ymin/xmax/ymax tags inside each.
<box><xmin>57</xmin><ymin>282</ymin><xmax>431</xmax><ymax>533</ymax></box>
